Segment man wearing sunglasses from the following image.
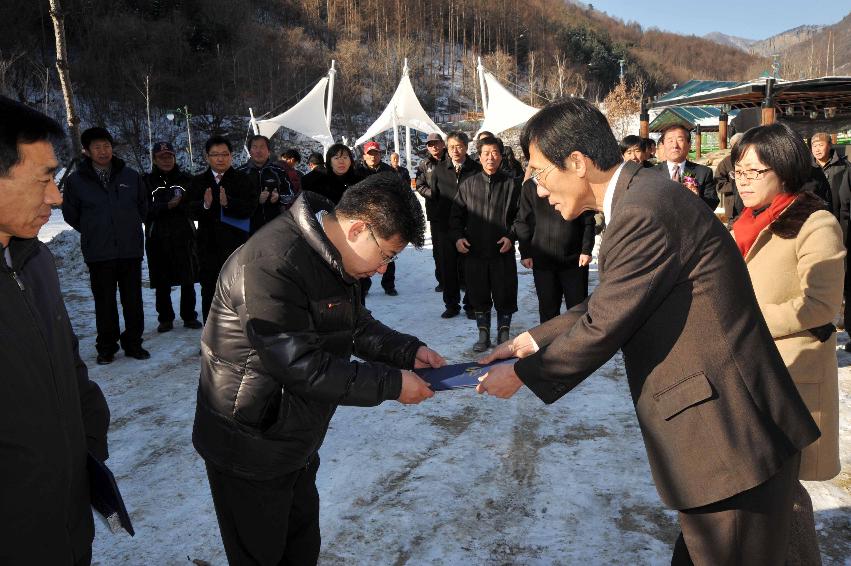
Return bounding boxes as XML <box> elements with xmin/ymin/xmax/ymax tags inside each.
<box><xmin>193</xmin><ymin>173</ymin><xmax>442</xmax><ymax>565</ymax></box>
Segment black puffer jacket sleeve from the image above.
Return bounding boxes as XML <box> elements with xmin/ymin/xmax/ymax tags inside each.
<box><xmin>580</xmin><ymin>210</ymin><xmax>596</xmax><ymax>256</ymax></box>
<box><xmin>513</xmin><ymin>179</ymin><xmax>536</xmax><ymax>260</ymax></box>
<box><xmin>69</xmin><ymin>315</ymin><xmax>110</xmax><ymax>461</ymax></box>
<box><xmin>352</xmin><ymin>303</ymin><xmax>424</xmax><ymax>369</ymax></box>
<box><xmin>240</xmin><ymin>253</ymin><xmax>405</xmax><ymax>406</ymax></box>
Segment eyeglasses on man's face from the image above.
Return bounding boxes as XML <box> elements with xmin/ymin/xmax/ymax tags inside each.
<box><xmin>729</xmin><ymin>168</ymin><xmax>772</xmax><ymax>182</ymax></box>
<box><xmin>366</xmin><ymin>224</ymin><xmax>398</xmax><ymax>265</ymax></box>
<box><xmin>530</xmin><ymin>164</ymin><xmax>556</xmax><ymax>187</ymax></box>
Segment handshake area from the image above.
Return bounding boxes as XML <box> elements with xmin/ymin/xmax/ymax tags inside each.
<box><xmin>39</xmin><ymin>231</ymin><xmax>846</xmax><ymax>564</ymax></box>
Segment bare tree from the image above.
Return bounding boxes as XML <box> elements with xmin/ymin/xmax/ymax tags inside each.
<box><xmin>48</xmin><ymin>0</ymin><xmax>80</xmax><ymax>159</ymax></box>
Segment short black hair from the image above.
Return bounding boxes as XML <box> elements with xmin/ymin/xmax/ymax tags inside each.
<box><xmin>520</xmin><ymin>98</ymin><xmax>622</xmax><ymax>171</ymax></box>
<box><xmin>660</xmin><ymin>124</ymin><xmax>691</xmax><ymax>144</ymax></box>
<box><xmin>325</xmin><ymin>143</ymin><xmax>354</xmax><ymax>172</ymax></box>
<box><xmin>205</xmin><ymin>135</ymin><xmax>232</xmax><ymax>154</ymax></box>
<box><xmin>0</xmin><ymin>96</ymin><xmax>63</xmax><ymax>177</ymax></box>
<box><xmin>81</xmin><ymin>127</ymin><xmax>113</xmax><ymax>150</ymax></box>
<box><xmin>644</xmin><ymin>137</ymin><xmax>656</xmax><ymax>148</ymax></box>
<box><xmin>619</xmin><ymin>135</ymin><xmax>647</xmax><ymax>154</ymax></box>
<box><xmin>476</xmin><ymin>136</ymin><xmax>504</xmax><ymax>155</ymax></box>
<box><xmin>477</xmin><ymin>130</ymin><xmax>495</xmax><ymax>140</ymax></box>
<box><xmin>247</xmin><ymin>135</ymin><xmax>271</xmax><ymax>151</ymax></box>
<box><xmin>731</xmin><ymin>122</ymin><xmax>810</xmax><ymax>194</ymax></box>
<box><xmin>446</xmin><ymin>131</ymin><xmax>469</xmax><ymax>145</ymax></box>
<box><xmin>307</xmin><ymin>152</ymin><xmax>324</xmax><ymax>167</ymax></box>
<box><xmin>335</xmin><ymin>172</ymin><xmax>425</xmax><ymax>248</ymax></box>
<box><xmin>281</xmin><ymin>148</ymin><xmax>301</xmax><ymax>162</ymax></box>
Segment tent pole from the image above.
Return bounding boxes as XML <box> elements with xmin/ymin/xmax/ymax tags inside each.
<box><xmin>405</xmin><ymin>125</ymin><xmax>412</xmax><ymax>173</ymax></box>
<box><xmin>326</xmin><ymin>61</ymin><xmax>336</xmax><ymax>133</ymax></box>
<box><xmin>477</xmin><ymin>57</ymin><xmax>488</xmax><ymax>113</ymax></box>
<box><xmin>392</xmin><ymin>112</ymin><xmax>400</xmax><ymax>155</ymax></box>
<box><xmin>248</xmin><ymin>107</ymin><xmax>259</xmax><ymax>135</ymax></box>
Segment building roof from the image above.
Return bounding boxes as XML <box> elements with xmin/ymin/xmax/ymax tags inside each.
<box><xmin>649</xmin><ymin>106</ymin><xmax>740</xmax><ymax>133</ymax></box>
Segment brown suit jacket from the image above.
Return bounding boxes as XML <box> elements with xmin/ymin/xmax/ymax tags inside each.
<box><xmin>514</xmin><ymin>161</ymin><xmax>820</xmax><ymax>510</ymax></box>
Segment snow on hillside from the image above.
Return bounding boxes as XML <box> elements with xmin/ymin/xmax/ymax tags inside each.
<box><xmin>43</xmin><ymin>206</ymin><xmax>850</xmax><ymax>565</ymax></box>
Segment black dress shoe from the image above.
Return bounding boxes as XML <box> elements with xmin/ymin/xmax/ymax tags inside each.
<box><xmin>384</xmin><ymin>288</ymin><xmax>399</xmax><ymax>296</ymax></box>
<box><xmin>183</xmin><ymin>319</ymin><xmax>203</xmax><ymax>329</ymax></box>
<box><xmin>96</xmin><ymin>353</ymin><xmax>114</xmax><ymax>365</ymax></box>
<box><xmin>434</xmin><ymin>284</ymin><xmax>443</xmax><ymax>293</ymax></box>
<box><xmin>465</xmin><ymin>309</ymin><xmax>476</xmax><ymax>320</ymax></box>
<box><xmin>125</xmin><ymin>347</ymin><xmax>151</xmax><ymax>360</ymax></box>
<box><xmin>157</xmin><ymin>321</ymin><xmax>174</xmax><ymax>333</ymax></box>
<box><xmin>440</xmin><ymin>305</ymin><xmax>461</xmax><ymax>319</ymax></box>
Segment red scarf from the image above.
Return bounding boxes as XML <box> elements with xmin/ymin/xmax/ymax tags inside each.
<box><xmin>733</xmin><ymin>192</ymin><xmax>798</xmax><ymax>257</ymax></box>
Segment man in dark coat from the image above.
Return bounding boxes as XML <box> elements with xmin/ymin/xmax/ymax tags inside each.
<box><xmin>62</xmin><ymin>127</ymin><xmax>149</xmax><ymax>364</ymax></box>
<box><xmin>390</xmin><ymin>151</ymin><xmax>411</xmax><ymax>186</ymax></box>
<box><xmin>449</xmin><ymin>136</ymin><xmax>521</xmax><ymax>351</ymax></box>
<box><xmin>355</xmin><ymin>141</ymin><xmax>399</xmax><ymax>296</ymax></box>
<box><xmin>144</xmin><ymin>141</ymin><xmax>200</xmax><ymax>332</ymax></box>
<box><xmin>193</xmin><ymin>175</ymin><xmax>442</xmax><ymax>565</ymax></box>
<box><xmin>478</xmin><ymin>98</ymin><xmax>820</xmax><ymax>565</ymax></box>
<box><xmin>239</xmin><ymin>134</ymin><xmax>295</xmax><ymax>235</ymax></box>
<box><xmin>654</xmin><ymin>124</ymin><xmax>719</xmax><ymax>210</ymax></box>
<box><xmin>187</xmin><ymin>136</ymin><xmax>257</xmax><ymax>323</ymax></box>
<box><xmin>433</xmin><ymin>131</ymin><xmax>481</xmax><ymax>318</ymax></box>
<box><xmin>513</xmin><ymin>177</ymin><xmax>595</xmax><ymax>323</ymax></box>
<box><xmin>0</xmin><ymin>96</ymin><xmax>110</xmax><ymax>566</ymax></box>
<box><xmin>415</xmin><ymin>132</ymin><xmax>447</xmax><ymax>292</ymax></box>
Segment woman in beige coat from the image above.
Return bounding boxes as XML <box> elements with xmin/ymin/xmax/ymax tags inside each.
<box><xmin>731</xmin><ymin>123</ymin><xmax>843</xmax><ymax>564</ymax></box>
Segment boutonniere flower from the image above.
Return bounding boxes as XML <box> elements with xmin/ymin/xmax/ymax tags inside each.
<box><xmin>681</xmin><ymin>171</ymin><xmax>699</xmax><ymax>194</ymax></box>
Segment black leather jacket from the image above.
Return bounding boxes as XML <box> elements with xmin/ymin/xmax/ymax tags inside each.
<box><xmin>192</xmin><ymin>192</ymin><xmax>424</xmax><ymax>479</ymax></box>
<box><xmin>448</xmin><ymin>169</ymin><xmax>521</xmax><ymax>258</ymax></box>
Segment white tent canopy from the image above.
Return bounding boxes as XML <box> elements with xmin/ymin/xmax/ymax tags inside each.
<box><xmin>475</xmin><ymin>63</ymin><xmax>540</xmax><ymax>137</ymax></box>
<box><xmin>253</xmin><ymin>66</ymin><xmax>335</xmax><ymax>149</ymax></box>
<box><xmin>355</xmin><ymin>62</ymin><xmax>445</xmax><ymax>152</ymax></box>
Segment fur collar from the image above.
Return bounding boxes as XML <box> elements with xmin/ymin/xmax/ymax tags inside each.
<box><xmin>770</xmin><ymin>191</ymin><xmax>828</xmax><ymax>239</ymax></box>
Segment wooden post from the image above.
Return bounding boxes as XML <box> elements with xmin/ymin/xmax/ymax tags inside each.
<box><xmin>831</xmin><ymin>133</ymin><xmax>839</xmax><ymax>144</ymax></box>
<box><xmin>694</xmin><ymin>125</ymin><xmax>702</xmax><ymax>159</ymax></box>
<box><xmin>639</xmin><ymin>98</ymin><xmax>649</xmax><ymax>138</ymax></box>
<box><xmin>761</xmin><ymin>78</ymin><xmax>776</xmax><ymax>125</ymax></box>
<box><xmin>761</xmin><ymin>106</ymin><xmax>776</xmax><ymax>125</ymax></box>
<box><xmin>718</xmin><ymin>112</ymin><xmax>728</xmax><ymax>149</ymax></box>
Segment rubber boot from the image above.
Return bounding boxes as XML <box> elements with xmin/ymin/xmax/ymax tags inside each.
<box><xmin>497</xmin><ymin>313</ymin><xmax>512</xmax><ymax>345</ymax></box>
<box><xmin>473</xmin><ymin>311</ymin><xmax>491</xmax><ymax>352</ymax></box>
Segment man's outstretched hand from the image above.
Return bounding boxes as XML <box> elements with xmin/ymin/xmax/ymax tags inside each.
<box><xmin>478</xmin><ymin>330</ymin><xmax>539</xmax><ymax>365</ymax></box>
<box><xmin>413</xmin><ymin>346</ymin><xmax>446</xmax><ymax>369</ymax></box>
<box><xmin>398</xmin><ymin>370</ymin><xmax>434</xmax><ymax>404</ymax></box>
<box><xmin>476</xmin><ymin>361</ymin><xmax>523</xmax><ymax>398</ymax></box>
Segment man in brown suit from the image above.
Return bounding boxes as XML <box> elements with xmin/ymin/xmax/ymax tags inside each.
<box><xmin>477</xmin><ymin>98</ymin><xmax>820</xmax><ymax>564</ymax></box>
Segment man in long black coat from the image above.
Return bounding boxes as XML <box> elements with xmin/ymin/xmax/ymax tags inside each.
<box><xmin>144</xmin><ymin>141</ymin><xmax>200</xmax><ymax>332</ymax></box>
<box><xmin>0</xmin><ymin>97</ymin><xmax>110</xmax><ymax>566</ymax></box>
<box><xmin>187</xmin><ymin>136</ymin><xmax>257</xmax><ymax>323</ymax></box>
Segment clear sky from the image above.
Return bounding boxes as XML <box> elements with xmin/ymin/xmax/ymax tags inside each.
<box><xmin>581</xmin><ymin>1</ymin><xmax>850</xmax><ymax>40</ymax></box>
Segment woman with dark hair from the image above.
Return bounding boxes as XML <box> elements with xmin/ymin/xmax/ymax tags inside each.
<box><xmin>731</xmin><ymin>122</ymin><xmax>844</xmax><ymax>563</ymax></box>
<box><xmin>501</xmin><ymin>145</ymin><xmax>525</xmax><ymax>179</ymax></box>
<box><xmin>301</xmin><ymin>143</ymin><xmax>363</xmax><ymax>206</ymax></box>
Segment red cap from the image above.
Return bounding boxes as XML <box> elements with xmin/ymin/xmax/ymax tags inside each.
<box><xmin>363</xmin><ymin>141</ymin><xmax>381</xmax><ymax>154</ymax></box>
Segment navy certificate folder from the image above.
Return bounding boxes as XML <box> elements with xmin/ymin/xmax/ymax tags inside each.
<box><xmin>87</xmin><ymin>453</ymin><xmax>135</xmax><ymax>536</ymax></box>
<box><xmin>416</xmin><ymin>360</ymin><xmax>516</xmax><ymax>391</ymax></box>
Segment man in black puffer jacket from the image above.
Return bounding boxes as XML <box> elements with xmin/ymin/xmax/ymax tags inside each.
<box><xmin>192</xmin><ymin>174</ymin><xmax>442</xmax><ymax>565</ymax></box>
<box><xmin>0</xmin><ymin>97</ymin><xmax>110</xmax><ymax>566</ymax></box>
<box><xmin>62</xmin><ymin>126</ymin><xmax>149</xmax><ymax>364</ymax></box>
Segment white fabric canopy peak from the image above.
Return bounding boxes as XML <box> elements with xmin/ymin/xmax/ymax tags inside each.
<box><xmin>355</xmin><ymin>73</ymin><xmax>445</xmax><ymax>147</ymax></box>
<box><xmin>476</xmin><ymin>70</ymin><xmax>540</xmax><ymax>137</ymax></box>
<box><xmin>254</xmin><ymin>77</ymin><xmax>334</xmax><ymax>148</ymax></box>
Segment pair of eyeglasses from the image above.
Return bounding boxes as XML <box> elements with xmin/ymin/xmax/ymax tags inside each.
<box><xmin>729</xmin><ymin>168</ymin><xmax>772</xmax><ymax>182</ymax></box>
<box><xmin>366</xmin><ymin>225</ymin><xmax>399</xmax><ymax>265</ymax></box>
<box><xmin>530</xmin><ymin>164</ymin><xmax>556</xmax><ymax>187</ymax></box>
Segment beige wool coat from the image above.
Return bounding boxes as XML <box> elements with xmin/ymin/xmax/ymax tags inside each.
<box><xmin>742</xmin><ymin>194</ymin><xmax>844</xmax><ymax>481</ymax></box>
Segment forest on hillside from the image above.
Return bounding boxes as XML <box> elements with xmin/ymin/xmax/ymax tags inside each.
<box><xmin>1</xmin><ymin>0</ymin><xmax>766</xmax><ymax>149</ymax></box>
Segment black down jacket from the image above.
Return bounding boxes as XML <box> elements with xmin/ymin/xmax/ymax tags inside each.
<box><xmin>144</xmin><ymin>165</ymin><xmax>198</xmax><ymax>287</ymax></box>
<box><xmin>192</xmin><ymin>192</ymin><xmax>424</xmax><ymax>479</ymax></box>
<box><xmin>0</xmin><ymin>237</ymin><xmax>110</xmax><ymax>565</ymax></box>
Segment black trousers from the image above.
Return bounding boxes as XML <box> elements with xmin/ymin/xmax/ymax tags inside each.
<box><xmin>206</xmin><ymin>458</ymin><xmax>321</xmax><ymax>566</ymax></box>
<box><xmin>87</xmin><ymin>258</ymin><xmax>144</xmax><ymax>356</ymax></box>
<box><xmin>430</xmin><ymin>222</ymin><xmax>442</xmax><ymax>285</ymax></box>
<box><xmin>532</xmin><ymin>265</ymin><xmax>589</xmax><ymax>323</ymax></box>
<box><xmin>671</xmin><ymin>453</ymin><xmax>800</xmax><ymax>566</ymax></box>
<box><xmin>360</xmin><ymin>263</ymin><xmax>396</xmax><ymax>301</ymax></box>
<box><xmin>154</xmin><ymin>284</ymin><xmax>197</xmax><ymax>323</ymax></box>
<box><xmin>436</xmin><ymin>228</ymin><xmax>473</xmax><ymax>310</ymax></box>
<box><xmin>464</xmin><ymin>254</ymin><xmax>518</xmax><ymax>314</ymax></box>
<box><xmin>200</xmin><ymin>271</ymin><xmax>218</xmax><ymax>324</ymax></box>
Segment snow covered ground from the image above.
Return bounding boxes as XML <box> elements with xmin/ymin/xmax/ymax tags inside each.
<box><xmin>43</xmin><ymin>207</ymin><xmax>850</xmax><ymax>565</ymax></box>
